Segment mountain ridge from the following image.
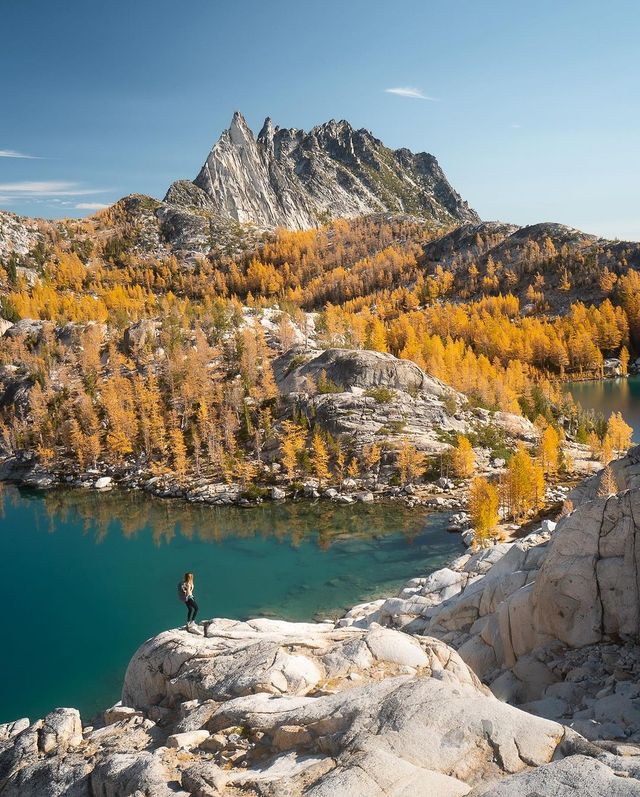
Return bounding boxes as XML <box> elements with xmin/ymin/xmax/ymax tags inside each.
<box><xmin>165</xmin><ymin>110</ymin><xmax>479</xmax><ymax>230</ymax></box>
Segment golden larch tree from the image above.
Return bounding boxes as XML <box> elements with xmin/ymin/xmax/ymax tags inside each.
<box><xmin>311</xmin><ymin>431</ymin><xmax>331</xmax><ymax>485</ymax></box>
<box><xmin>451</xmin><ymin>435</ymin><xmax>475</xmax><ymax>478</ymax></box>
<box><xmin>606</xmin><ymin>412</ymin><xmax>633</xmax><ymax>454</ymax></box>
<box><xmin>347</xmin><ymin>457</ymin><xmax>360</xmax><ymax>479</ymax></box>
<box><xmin>469</xmin><ymin>477</ymin><xmax>500</xmax><ymax>545</ymax></box>
<box><xmin>598</xmin><ymin>465</ymin><xmax>618</xmax><ymax>497</ymax></box>
<box><xmin>280</xmin><ymin>420</ymin><xmax>306</xmax><ymax>481</ymax></box>
<box><xmin>169</xmin><ymin>422</ymin><xmax>188</xmax><ymax>482</ymax></box>
<box><xmin>397</xmin><ymin>438</ymin><xmax>425</xmax><ymax>484</ymax></box>
<box><xmin>540</xmin><ymin>425</ymin><xmax>560</xmax><ymax>476</ymax></box>
<box><xmin>600</xmin><ymin>435</ymin><xmax>613</xmax><ymax>465</ymax></box>
<box><xmin>503</xmin><ymin>444</ymin><xmax>545</xmax><ymax>522</ymax></box>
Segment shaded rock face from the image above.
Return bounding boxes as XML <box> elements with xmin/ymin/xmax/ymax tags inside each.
<box><xmin>167</xmin><ymin>111</ymin><xmax>479</xmax><ymax>230</ymax></box>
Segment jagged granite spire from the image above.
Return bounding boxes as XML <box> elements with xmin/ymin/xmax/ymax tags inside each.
<box><xmin>166</xmin><ymin>112</ymin><xmax>479</xmax><ymax>230</ymax></box>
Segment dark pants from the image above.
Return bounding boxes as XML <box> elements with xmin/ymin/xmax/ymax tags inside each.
<box><xmin>186</xmin><ymin>597</ymin><xmax>198</xmax><ymax>623</ymax></box>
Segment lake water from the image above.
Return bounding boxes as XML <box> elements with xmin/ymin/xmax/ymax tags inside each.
<box><xmin>566</xmin><ymin>375</ymin><xmax>640</xmax><ymax>442</ymax></box>
<box><xmin>0</xmin><ymin>485</ymin><xmax>462</xmax><ymax>724</ymax></box>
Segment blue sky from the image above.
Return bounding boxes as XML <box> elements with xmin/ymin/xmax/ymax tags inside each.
<box><xmin>1</xmin><ymin>0</ymin><xmax>639</xmax><ymax>239</ymax></box>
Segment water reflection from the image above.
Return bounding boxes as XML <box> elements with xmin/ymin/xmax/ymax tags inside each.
<box><xmin>567</xmin><ymin>376</ymin><xmax>640</xmax><ymax>443</ymax></box>
<box><xmin>24</xmin><ymin>487</ymin><xmax>424</xmax><ymax>549</ymax></box>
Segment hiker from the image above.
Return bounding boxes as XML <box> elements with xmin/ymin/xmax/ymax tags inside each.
<box><xmin>178</xmin><ymin>571</ymin><xmax>199</xmax><ymax>628</ymax></box>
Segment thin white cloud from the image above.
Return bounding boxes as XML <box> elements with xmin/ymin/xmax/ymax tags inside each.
<box><xmin>0</xmin><ymin>149</ymin><xmax>41</xmax><ymax>159</ymax></box>
<box><xmin>0</xmin><ymin>181</ymin><xmax>109</xmax><ymax>198</ymax></box>
<box><xmin>511</xmin><ymin>124</ymin><xmax>522</xmax><ymax>129</ymax></box>
<box><xmin>385</xmin><ymin>86</ymin><xmax>436</xmax><ymax>100</ymax></box>
<box><xmin>75</xmin><ymin>202</ymin><xmax>109</xmax><ymax>210</ymax></box>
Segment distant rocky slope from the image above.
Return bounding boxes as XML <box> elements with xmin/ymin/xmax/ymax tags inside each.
<box><xmin>0</xmin><ymin>211</ymin><xmax>45</xmax><ymax>260</ymax></box>
<box><xmin>166</xmin><ymin>111</ymin><xmax>479</xmax><ymax>230</ymax></box>
<box><xmin>6</xmin><ymin>452</ymin><xmax>640</xmax><ymax>794</ymax></box>
<box><xmin>421</xmin><ymin>220</ymin><xmax>640</xmax><ymax>311</ymax></box>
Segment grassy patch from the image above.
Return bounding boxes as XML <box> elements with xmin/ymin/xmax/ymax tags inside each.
<box><xmin>468</xmin><ymin>424</ymin><xmax>513</xmax><ymax>461</ymax></box>
<box><xmin>317</xmin><ymin>373</ymin><xmax>342</xmax><ymax>394</ymax></box>
<box><xmin>377</xmin><ymin>420</ymin><xmax>406</xmax><ymax>435</ymax></box>
<box><xmin>240</xmin><ymin>485</ymin><xmax>271</xmax><ymax>500</ymax></box>
<box><xmin>365</xmin><ymin>386</ymin><xmax>395</xmax><ymax>403</ymax></box>
<box><xmin>284</xmin><ymin>355</ymin><xmax>308</xmax><ymax>375</ymax></box>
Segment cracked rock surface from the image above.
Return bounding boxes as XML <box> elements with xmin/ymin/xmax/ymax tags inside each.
<box><xmin>2</xmin><ymin>618</ymin><xmax>640</xmax><ymax>795</ymax></box>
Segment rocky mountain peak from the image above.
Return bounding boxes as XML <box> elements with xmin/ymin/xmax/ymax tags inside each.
<box><xmin>257</xmin><ymin>116</ymin><xmax>274</xmax><ymax>138</ymax></box>
<box><xmin>227</xmin><ymin>110</ymin><xmax>254</xmax><ymax>148</ymax></box>
<box><xmin>166</xmin><ymin>112</ymin><xmax>479</xmax><ymax>230</ymax></box>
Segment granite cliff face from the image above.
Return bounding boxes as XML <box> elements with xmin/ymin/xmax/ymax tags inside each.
<box><xmin>166</xmin><ymin>111</ymin><xmax>479</xmax><ymax>230</ymax></box>
<box><xmin>340</xmin><ymin>445</ymin><xmax>640</xmax><ymax>745</ymax></box>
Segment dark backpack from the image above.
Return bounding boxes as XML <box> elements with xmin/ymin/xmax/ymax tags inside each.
<box><xmin>177</xmin><ymin>581</ymin><xmax>188</xmax><ymax>603</ymax></box>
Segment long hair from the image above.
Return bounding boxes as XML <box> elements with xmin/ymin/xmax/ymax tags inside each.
<box><xmin>184</xmin><ymin>572</ymin><xmax>194</xmax><ymax>587</ymax></box>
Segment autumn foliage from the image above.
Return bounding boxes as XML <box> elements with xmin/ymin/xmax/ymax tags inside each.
<box><xmin>0</xmin><ymin>213</ymin><xmax>638</xmax><ymax>490</ymax></box>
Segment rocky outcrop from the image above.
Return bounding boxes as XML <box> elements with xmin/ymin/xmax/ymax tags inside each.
<box><xmin>340</xmin><ymin>446</ymin><xmax>640</xmax><ymax>742</ymax></box>
<box><xmin>122</xmin><ymin>619</ymin><xmax>486</xmax><ymax>710</ymax></box>
<box><xmin>0</xmin><ymin>211</ymin><xmax>43</xmax><ymax>260</ymax></box>
<box><xmin>569</xmin><ymin>444</ymin><xmax>640</xmax><ymax>505</ymax></box>
<box><xmin>167</xmin><ymin>111</ymin><xmax>479</xmax><ymax>230</ymax></box>
<box><xmin>274</xmin><ymin>346</ymin><xmax>451</xmax><ymax>396</ymax></box>
<box><xmin>101</xmin><ymin>192</ymin><xmax>264</xmax><ymax>260</ymax></box>
<box><xmin>122</xmin><ymin>319</ymin><xmax>160</xmax><ymax>355</ymax></box>
<box><xmin>5</xmin><ymin>617</ymin><xmax>640</xmax><ymax>795</ymax></box>
<box><xmin>469</xmin><ymin>754</ymin><xmax>640</xmax><ymax>796</ymax></box>
<box><xmin>274</xmin><ymin>346</ymin><xmax>538</xmax><ymax>455</ymax></box>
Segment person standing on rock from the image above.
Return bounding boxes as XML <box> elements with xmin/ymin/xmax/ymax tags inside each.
<box><xmin>178</xmin><ymin>572</ymin><xmax>199</xmax><ymax>629</ymax></box>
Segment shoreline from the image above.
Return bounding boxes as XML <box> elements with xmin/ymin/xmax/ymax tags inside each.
<box><xmin>0</xmin><ymin>483</ymin><xmax>465</xmax><ymax>728</ymax></box>
<box><xmin>0</xmin><ymin>451</ymin><xmax>467</xmax><ymax>513</ymax></box>
<box><xmin>563</xmin><ymin>372</ymin><xmax>633</xmax><ymax>384</ymax></box>
<box><xmin>0</xmin><ymin>499</ymin><xmax>533</xmax><ymax>728</ymax></box>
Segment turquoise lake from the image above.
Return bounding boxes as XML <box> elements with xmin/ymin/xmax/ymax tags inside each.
<box><xmin>0</xmin><ymin>485</ymin><xmax>462</xmax><ymax>724</ymax></box>
<box><xmin>566</xmin><ymin>375</ymin><xmax>640</xmax><ymax>442</ymax></box>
